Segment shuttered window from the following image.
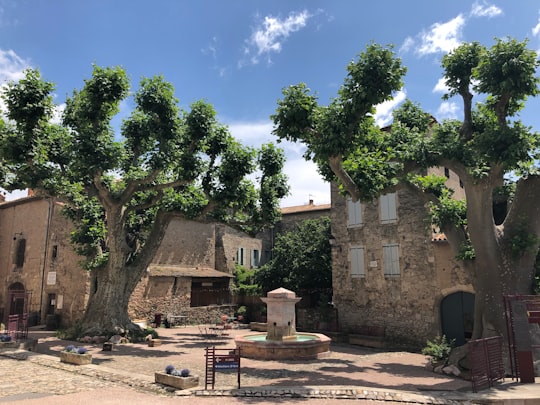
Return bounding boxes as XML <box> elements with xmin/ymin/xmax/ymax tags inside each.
<box><xmin>251</xmin><ymin>249</ymin><xmax>260</xmax><ymax>268</ymax></box>
<box><xmin>350</xmin><ymin>246</ymin><xmax>365</xmax><ymax>278</ymax></box>
<box><xmin>347</xmin><ymin>198</ymin><xmax>362</xmax><ymax>226</ymax></box>
<box><xmin>236</xmin><ymin>247</ymin><xmax>245</xmax><ymax>266</ymax></box>
<box><xmin>383</xmin><ymin>244</ymin><xmax>400</xmax><ymax>276</ymax></box>
<box><xmin>380</xmin><ymin>193</ymin><xmax>397</xmax><ymax>224</ymax></box>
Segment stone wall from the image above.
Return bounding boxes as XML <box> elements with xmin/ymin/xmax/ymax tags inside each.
<box><xmin>153</xmin><ymin>219</ymin><xmax>216</xmax><ymax>268</ymax></box>
<box><xmin>330</xmin><ymin>182</ymin><xmax>472</xmax><ymax>348</ymax></box>
<box><xmin>0</xmin><ymin>198</ymin><xmax>88</xmax><ymax>327</ymax></box>
<box><xmin>216</xmin><ymin>225</ymin><xmax>262</xmax><ymax>272</ymax></box>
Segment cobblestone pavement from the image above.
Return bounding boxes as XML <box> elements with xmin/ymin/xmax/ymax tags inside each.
<box><xmin>1</xmin><ymin>325</ymin><xmax>539</xmax><ymax>404</ymax></box>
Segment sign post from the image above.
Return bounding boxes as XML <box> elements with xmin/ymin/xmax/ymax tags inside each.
<box><xmin>205</xmin><ymin>347</ymin><xmax>241</xmax><ymax>389</ymax></box>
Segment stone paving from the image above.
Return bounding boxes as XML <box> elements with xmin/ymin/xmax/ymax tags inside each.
<box><xmin>1</xmin><ymin>325</ymin><xmax>539</xmax><ymax>404</ymax></box>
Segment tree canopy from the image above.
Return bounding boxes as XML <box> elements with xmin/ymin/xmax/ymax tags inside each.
<box><xmin>254</xmin><ymin>217</ymin><xmax>332</xmax><ymax>301</ymax></box>
<box><xmin>272</xmin><ymin>39</ymin><xmax>540</xmax><ymax>343</ymax></box>
<box><xmin>0</xmin><ymin>66</ymin><xmax>288</xmax><ymax>335</ymax></box>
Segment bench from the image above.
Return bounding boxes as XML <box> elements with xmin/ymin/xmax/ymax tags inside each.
<box><xmin>348</xmin><ymin>325</ymin><xmax>386</xmax><ymax>349</ymax></box>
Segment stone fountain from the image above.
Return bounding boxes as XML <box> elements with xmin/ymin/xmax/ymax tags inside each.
<box><xmin>234</xmin><ymin>287</ymin><xmax>331</xmax><ymax>360</ymax></box>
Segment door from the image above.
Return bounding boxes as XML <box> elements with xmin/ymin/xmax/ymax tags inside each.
<box><xmin>440</xmin><ymin>292</ymin><xmax>475</xmax><ymax>346</ymax></box>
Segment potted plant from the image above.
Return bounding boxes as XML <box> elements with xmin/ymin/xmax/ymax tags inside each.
<box><xmin>155</xmin><ymin>365</ymin><xmax>199</xmax><ymax>389</ymax></box>
<box><xmin>0</xmin><ymin>334</ymin><xmax>17</xmax><ymax>349</ymax></box>
<box><xmin>60</xmin><ymin>345</ymin><xmax>92</xmax><ymax>365</ymax></box>
<box><xmin>236</xmin><ymin>305</ymin><xmax>247</xmax><ymax>323</ymax></box>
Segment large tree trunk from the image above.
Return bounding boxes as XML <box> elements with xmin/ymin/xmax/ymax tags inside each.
<box><xmin>80</xmin><ymin>261</ymin><xmax>146</xmax><ymax>336</ymax></box>
<box><xmin>76</xmin><ymin>204</ymin><xmax>171</xmax><ymax>337</ymax></box>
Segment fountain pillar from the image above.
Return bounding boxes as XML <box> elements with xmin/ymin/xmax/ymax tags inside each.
<box><xmin>260</xmin><ymin>287</ymin><xmax>301</xmax><ymax>341</ymax></box>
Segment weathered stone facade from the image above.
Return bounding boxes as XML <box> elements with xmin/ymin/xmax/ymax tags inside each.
<box><xmin>0</xmin><ymin>197</ymin><xmax>88</xmax><ymax>328</ymax></box>
<box><xmin>128</xmin><ymin>219</ymin><xmax>262</xmax><ymax>323</ymax></box>
<box><xmin>1</xmin><ymin>198</ymin><xmax>265</xmax><ymax>328</ymax></box>
<box><xmin>330</xmin><ymin>180</ymin><xmax>472</xmax><ymax>348</ymax></box>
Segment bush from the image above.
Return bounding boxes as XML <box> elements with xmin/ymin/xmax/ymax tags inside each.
<box><xmin>421</xmin><ymin>335</ymin><xmax>455</xmax><ymax>365</ymax></box>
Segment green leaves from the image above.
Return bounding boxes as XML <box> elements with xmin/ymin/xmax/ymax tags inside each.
<box><xmin>1</xmin><ymin>65</ymin><xmax>288</xmax><ymax>271</ymax></box>
<box><xmin>254</xmin><ymin>217</ymin><xmax>332</xmax><ymax>295</ymax></box>
<box><xmin>475</xmin><ymin>38</ymin><xmax>540</xmax><ymax>101</ymax></box>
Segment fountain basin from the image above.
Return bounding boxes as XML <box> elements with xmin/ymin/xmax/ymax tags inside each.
<box><xmin>235</xmin><ymin>332</ymin><xmax>331</xmax><ymax>360</ymax></box>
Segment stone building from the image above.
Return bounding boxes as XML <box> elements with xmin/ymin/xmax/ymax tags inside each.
<box><xmin>330</xmin><ymin>167</ymin><xmax>474</xmax><ymax>348</ymax></box>
<box><xmin>0</xmin><ymin>196</ymin><xmax>89</xmax><ymax>329</ymax></box>
<box><xmin>0</xmin><ymin>195</ymin><xmax>265</xmax><ymax>328</ymax></box>
<box><xmin>128</xmin><ymin>219</ymin><xmax>263</xmax><ymax>322</ymax></box>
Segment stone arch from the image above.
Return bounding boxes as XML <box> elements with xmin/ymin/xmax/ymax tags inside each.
<box><xmin>440</xmin><ymin>291</ymin><xmax>475</xmax><ymax>346</ymax></box>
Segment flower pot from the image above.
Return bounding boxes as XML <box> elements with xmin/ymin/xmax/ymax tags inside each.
<box><xmin>155</xmin><ymin>372</ymin><xmax>199</xmax><ymax>389</ymax></box>
<box><xmin>148</xmin><ymin>339</ymin><xmax>162</xmax><ymax>347</ymax></box>
<box><xmin>60</xmin><ymin>351</ymin><xmax>92</xmax><ymax>365</ymax></box>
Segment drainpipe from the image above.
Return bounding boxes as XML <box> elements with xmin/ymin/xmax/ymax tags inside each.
<box><xmin>39</xmin><ymin>198</ymin><xmax>53</xmax><ymax>324</ymax></box>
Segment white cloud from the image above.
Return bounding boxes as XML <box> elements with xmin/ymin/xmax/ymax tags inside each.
<box><xmin>436</xmin><ymin>101</ymin><xmax>459</xmax><ymax>120</ymax></box>
<box><xmin>432</xmin><ymin>78</ymin><xmax>449</xmax><ymax>94</ymax></box>
<box><xmin>226</xmin><ymin>119</ymin><xmax>329</xmax><ymax>207</ymax></box>
<box><xmin>533</xmin><ymin>18</ymin><xmax>540</xmax><ymax>37</ymax></box>
<box><xmin>470</xmin><ymin>1</ymin><xmax>503</xmax><ymax>18</ymax></box>
<box><xmin>399</xmin><ymin>36</ymin><xmax>415</xmax><ymax>54</ymax></box>
<box><xmin>202</xmin><ymin>37</ymin><xmax>219</xmax><ymax>59</ymax></box>
<box><xmin>242</xmin><ymin>10</ymin><xmax>311</xmax><ymax>66</ymax></box>
<box><xmin>416</xmin><ymin>15</ymin><xmax>465</xmax><ymax>56</ymax></box>
<box><xmin>374</xmin><ymin>90</ymin><xmax>407</xmax><ymax>128</ymax></box>
<box><xmin>0</xmin><ymin>49</ymin><xmax>28</xmax><ymax>83</ymax></box>
<box><xmin>0</xmin><ymin>49</ymin><xmax>30</xmax><ymax>118</ymax></box>
<box><xmin>1</xmin><ymin>188</ymin><xmax>28</xmax><ymax>201</ymax></box>
<box><xmin>280</xmin><ymin>157</ymin><xmax>329</xmax><ymax>208</ymax></box>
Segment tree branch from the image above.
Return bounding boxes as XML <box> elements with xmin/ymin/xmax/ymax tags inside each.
<box><xmin>328</xmin><ymin>155</ymin><xmax>360</xmax><ymax>201</ymax></box>
<box><xmin>504</xmin><ymin>175</ymin><xmax>540</xmax><ymax>235</ymax></box>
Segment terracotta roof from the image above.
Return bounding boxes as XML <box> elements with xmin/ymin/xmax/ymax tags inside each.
<box><xmin>431</xmin><ymin>233</ymin><xmax>448</xmax><ymax>242</ymax></box>
<box><xmin>281</xmin><ymin>202</ymin><xmax>331</xmax><ymax>215</ymax></box>
<box><xmin>148</xmin><ymin>265</ymin><xmax>233</xmax><ymax>278</ymax></box>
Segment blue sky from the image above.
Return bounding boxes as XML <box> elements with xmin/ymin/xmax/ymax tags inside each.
<box><xmin>1</xmin><ymin>1</ymin><xmax>540</xmax><ymax>206</ymax></box>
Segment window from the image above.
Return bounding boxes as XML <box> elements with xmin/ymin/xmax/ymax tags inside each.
<box><xmin>236</xmin><ymin>247</ymin><xmax>245</xmax><ymax>266</ymax></box>
<box><xmin>251</xmin><ymin>249</ymin><xmax>260</xmax><ymax>268</ymax></box>
<box><xmin>350</xmin><ymin>246</ymin><xmax>365</xmax><ymax>278</ymax></box>
<box><xmin>13</xmin><ymin>238</ymin><xmax>26</xmax><ymax>268</ymax></box>
<box><xmin>444</xmin><ymin>167</ymin><xmax>450</xmax><ymax>178</ymax></box>
<box><xmin>380</xmin><ymin>193</ymin><xmax>397</xmax><ymax>224</ymax></box>
<box><xmin>383</xmin><ymin>244</ymin><xmax>400</xmax><ymax>276</ymax></box>
<box><xmin>347</xmin><ymin>198</ymin><xmax>362</xmax><ymax>226</ymax></box>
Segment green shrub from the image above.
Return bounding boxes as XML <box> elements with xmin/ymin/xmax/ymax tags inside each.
<box><xmin>421</xmin><ymin>335</ymin><xmax>455</xmax><ymax>364</ymax></box>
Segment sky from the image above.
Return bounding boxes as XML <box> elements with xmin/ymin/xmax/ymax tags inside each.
<box><xmin>1</xmin><ymin>1</ymin><xmax>540</xmax><ymax>207</ymax></box>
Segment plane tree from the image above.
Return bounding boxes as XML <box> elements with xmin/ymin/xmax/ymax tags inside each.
<box><xmin>271</xmin><ymin>40</ymin><xmax>540</xmax><ymax>343</ymax></box>
<box><xmin>0</xmin><ymin>66</ymin><xmax>288</xmax><ymax>336</ymax></box>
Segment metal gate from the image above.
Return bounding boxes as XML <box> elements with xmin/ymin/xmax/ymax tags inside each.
<box><xmin>468</xmin><ymin>336</ymin><xmax>504</xmax><ymax>392</ymax></box>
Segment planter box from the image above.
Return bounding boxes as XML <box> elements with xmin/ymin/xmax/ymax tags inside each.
<box><xmin>0</xmin><ymin>341</ymin><xmax>18</xmax><ymax>351</ymax></box>
<box><xmin>60</xmin><ymin>351</ymin><xmax>92</xmax><ymax>365</ymax></box>
<box><xmin>155</xmin><ymin>372</ymin><xmax>199</xmax><ymax>389</ymax></box>
<box><xmin>148</xmin><ymin>339</ymin><xmax>162</xmax><ymax>347</ymax></box>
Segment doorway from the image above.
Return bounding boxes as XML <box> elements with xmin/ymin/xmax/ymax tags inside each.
<box><xmin>8</xmin><ymin>282</ymin><xmax>26</xmax><ymax>316</ymax></box>
<box><xmin>440</xmin><ymin>291</ymin><xmax>475</xmax><ymax>346</ymax></box>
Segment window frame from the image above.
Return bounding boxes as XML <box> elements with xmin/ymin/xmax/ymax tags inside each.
<box><xmin>380</xmin><ymin>193</ymin><xmax>397</xmax><ymax>224</ymax></box>
<box><xmin>383</xmin><ymin>243</ymin><xmax>400</xmax><ymax>276</ymax></box>
<box><xmin>350</xmin><ymin>245</ymin><xmax>366</xmax><ymax>278</ymax></box>
<box><xmin>347</xmin><ymin>198</ymin><xmax>363</xmax><ymax>227</ymax></box>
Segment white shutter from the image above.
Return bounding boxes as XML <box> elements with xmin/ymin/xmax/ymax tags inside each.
<box><xmin>350</xmin><ymin>246</ymin><xmax>365</xmax><ymax>278</ymax></box>
<box><xmin>383</xmin><ymin>244</ymin><xmax>400</xmax><ymax>276</ymax></box>
<box><xmin>380</xmin><ymin>193</ymin><xmax>397</xmax><ymax>223</ymax></box>
<box><xmin>347</xmin><ymin>198</ymin><xmax>362</xmax><ymax>226</ymax></box>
